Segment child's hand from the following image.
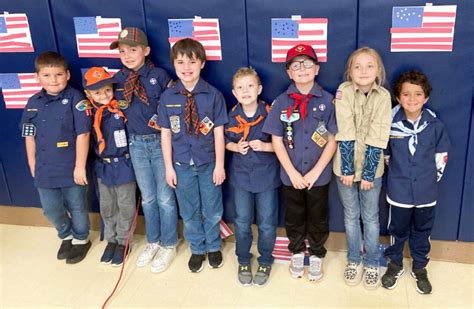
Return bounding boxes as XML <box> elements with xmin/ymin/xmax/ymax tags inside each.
<box><xmin>249</xmin><ymin>140</ymin><xmax>269</xmax><ymax>152</ymax></box>
<box><xmin>213</xmin><ymin>165</ymin><xmax>226</xmax><ymax>186</ymax></box>
<box><xmin>360</xmin><ymin>179</ymin><xmax>373</xmax><ymax>191</ymax></box>
<box><xmin>340</xmin><ymin>175</ymin><xmax>355</xmax><ymax>187</ymax></box>
<box><xmin>73</xmin><ymin>167</ymin><xmax>88</xmax><ymax>185</ymax></box>
<box><xmin>165</xmin><ymin>167</ymin><xmax>177</xmax><ymax>189</ymax></box>
<box><xmin>303</xmin><ymin>170</ymin><xmax>320</xmax><ymax>190</ymax></box>
<box><xmin>288</xmin><ymin>170</ymin><xmax>309</xmax><ymax>190</ymax></box>
<box><xmin>237</xmin><ymin>138</ymin><xmax>249</xmax><ymax>155</ymax></box>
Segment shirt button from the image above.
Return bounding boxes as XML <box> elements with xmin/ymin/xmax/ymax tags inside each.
<box><xmin>42</xmin><ymin>119</ymin><xmax>46</xmax><ymax>122</ymax></box>
<box><xmin>414</xmin><ymin>178</ymin><xmax>417</xmax><ymax>182</ymax></box>
<box><xmin>304</xmin><ymin>162</ymin><xmax>308</xmax><ymax>165</ymax></box>
<box><xmin>305</xmin><ymin>146</ymin><xmax>308</xmax><ymax>150</ymax></box>
<box><xmin>304</xmin><ymin>131</ymin><xmax>308</xmax><ymax>134</ymax></box>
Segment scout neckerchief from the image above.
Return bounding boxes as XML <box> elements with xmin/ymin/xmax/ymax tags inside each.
<box><xmin>181</xmin><ymin>89</ymin><xmax>200</xmax><ymax>137</ymax></box>
<box><xmin>92</xmin><ymin>99</ymin><xmax>126</xmax><ymax>154</ymax></box>
<box><xmin>287</xmin><ymin>93</ymin><xmax>313</xmax><ymax>121</ymax></box>
<box><xmin>390</xmin><ymin>104</ymin><xmax>435</xmax><ymax>156</ymax></box>
<box><xmin>123</xmin><ymin>59</ymin><xmax>155</xmax><ymax>105</ymax></box>
<box><xmin>227</xmin><ymin>114</ymin><xmax>264</xmax><ymax>141</ymax></box>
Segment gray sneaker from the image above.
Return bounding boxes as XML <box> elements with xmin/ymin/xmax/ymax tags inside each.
<box><xmin>237</xmin><ymin>264</ymin><xmax>252</xmax><ymax>286</ymax></box>
<box><xmin>253</xmin><ymin>265</ymin><xmax>271</xmax><ymax>287</ymax></box>
<box><xmin>290</xmin><ymin>252</ymin><xmax>305</xmax><ymax>278</ymax></box>
<box><xmin>308</xmin><ymin>255</ymin><xmax>324</xmax><ymax>282</ymax></box>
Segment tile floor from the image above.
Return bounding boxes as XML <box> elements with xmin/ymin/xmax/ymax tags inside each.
<box><xmin>0</xmin><ymin>224</ymin><xmax>473</xmax><ymax>308</ymax></box>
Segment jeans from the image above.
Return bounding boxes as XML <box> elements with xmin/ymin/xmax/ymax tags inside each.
<box><xmin>37</xmin><ymin>184</ymin><xmax>89</xmax><ymax>240</ymax></box>
<box><xmin>336</xmin><ymin>177</ymin><xmax>382</xmax><ymax>267</ymax></box>
<box><xmin>233</xmin><ymin>186</ymin><xmax>278</xmax><ymax>266</ymax></box>
<box><xmin>129</xmin><ymin>134</ymin><xmax>178</xmax><ymax>247</ymax></box>
<box><xmin>174</xmin><ymin>162</ymin><xmax>223</xmax><ymax>254</ymax></box>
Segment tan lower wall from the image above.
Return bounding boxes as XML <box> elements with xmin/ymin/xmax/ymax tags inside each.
<box><xmin>1</xmin><ymin>205</ymin><xmax>472</xmax><ymax>264</ymax></box>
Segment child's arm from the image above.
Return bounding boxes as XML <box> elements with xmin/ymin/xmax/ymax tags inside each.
<box><xmin>25</xmin><ymin>137</ymin><xmax>36</xmax><ymax>177</ymax></box>
<box><xmin>304</xmin><ymin>134</ymin><xmax>337</xmax><ymax>189</ymax></box>
<box><xmin>161</xmin><ymin>128</ymin><xmax>177</xmax><ymax>189</ymax></box>
<box><xmin>272</xmin><ymin>135</ymin><xmax>308</xmax><ymax>189</ymax></box>
<box><xmin>226</xmin><ymin>138</ymin><xmax>249</xmax><ymax>155</ymax></box>
<box><xmin>74</xmin><ymin>132</ymin><xmax>90</xmax><ymax>185</ymax></box>
<box><xmin>213</xmin><ymin>125</ymin><xmax>226</xmax><ymax>186</ymax></box>
<box><xmin>248</xmin><ymin>140</ymin><xmax>274</xmax><ymax>152</ymax></box>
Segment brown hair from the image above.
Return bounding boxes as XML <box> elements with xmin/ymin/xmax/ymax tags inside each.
<box><xmin>344</xmin><ymin>47</ymin><xmax>386</xmax><ymax>86</ymax></box>
<box><xmin>170</xmin><ymin>38</ymin><xmax>206</xmax><ymax>63</ymax></box>
<box><xmin>232</xmin><ymin>67</ymin><xmax>261</xmax><ymax>88</ymax></box>
<box><xmin>393</xmin><ymin>70</ymin><xmax>432</xmax><ymax>98</ymax></box>
<box><xmin>34</xmin><ymin>51</ymin><xmax>68</xmax><ymax>72</ymax></box>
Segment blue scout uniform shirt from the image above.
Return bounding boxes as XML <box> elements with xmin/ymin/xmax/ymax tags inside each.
<box><xmin>262</xmin><ymin>82</ymin><xmax>337</xmax><ymax>187</ymax></box>
<box><xmin>20</xmin><ymin>86</ymin><xmax>92</xmax><ymax>188</ymax></box>
<box><xmin>157</xmin><ymin>78</ymin><xmax>228</xmax><ymax>167</ymax></box>
<box><xmin>113</xmin><ymin>63</ymin><xmax>171</xmax><ymax>135</ymax></box>
<box><xmin>386</xmin><ymin>107</ymin><xmax>450</xmax><ymax>207</ymax></box>
<box><xmin>225</xmin><ymin>101</ymin><xmax>281</xmax><ymax>193</ymax></box>
<box><xmin>92</xmin><ymin>108</ymin><xmax>135</xmax><ymax>187</ymax></box>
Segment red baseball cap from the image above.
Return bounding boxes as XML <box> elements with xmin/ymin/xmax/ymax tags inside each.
<box><xmin>286</xmin><ymin>44</ymin><xmax>318</xmax><ymax>64</ymax></box>
<box><xmin>83</xmin><ymin>67</ymin><xmax>116</xmax><ymax>90</ymax></box>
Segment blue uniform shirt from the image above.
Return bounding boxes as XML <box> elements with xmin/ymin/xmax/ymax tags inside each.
<box><xmin>113</xmin><ymin>63</ymin><xmax>171</xmax><ymax>135</ymax></box>
<box><xmin>92</xmin><ymin>108</ymin><xmax>135</xmax><ymax>187</ymax></box>
<box><xmin>386</xmin><ymin>107</ymin><xmax>450</xmax><ymax>207</ymax></box>
<box><xmin>20</xmin><ymin>86</ymin><xmax>92</xmax><ymax>188</ymax></box>
<box><xmin>262</xmin><ymin>82</ymin><xmax>337</xmax><ymax>187</ymax></box>
<box><xmin>157</xmin><ymin>78</ymin><xmax>228</xmax><ymax>167</ymax></box>
<box><xmin>225</xmin><ymin>101</ymin><xmax>281</xmax><ymax>193</ymax></box>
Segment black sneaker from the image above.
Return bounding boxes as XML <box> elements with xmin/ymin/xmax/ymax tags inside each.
<box><xmin>253</xmin><ymin>265</ymin><xmax>272</xmax><ymax>287</ymax></box>
<box><xmin>208</xmin><ymin>251</ymin><xmax>223</xmax><ymax>268</ymax></box>
<box><xmin>100</xmin><ymin>242</ymin><xmax>116</xmax><ymax>264</ymax></box>
<box><xmin>57</xmin><ymin>239</ymin><xmax>73</xmax><ymax>260</ymax></box>
<box><xmin>111</xmin><ymin>244</ymin><xmax>130</xmax><ymax>267</ymax></box>
<box><xmin>189</xmin><ymin>254</ymin><xmax>206</xmax><ymax>272</ymax></box>
<box><xmin>382</xmin><ymin>262</ymin><xmax>405</xmax><ymax>289</ymax></box>
<box><xmin>238</xmin><ymin>264</ymin><xmax>252</xmax><ymax>286</ymax></box>
<box><xmin>66</xmin><ymin>241</ymin><xmax>92</xmax><ymax>264</ymax></box>
<box><xmin>411</xmin><ymin>268</ymin><xmax>432</xmax><ymax>294</ymax></box>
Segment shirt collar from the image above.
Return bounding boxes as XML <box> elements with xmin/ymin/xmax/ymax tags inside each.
<box><xmin>393</xmin><ymin>105</ymin><xmax>436</xmax><ymax>123</ymax></box>
<box><xmin>231</xmin><ymin>100</ymin><xmax>267</xmax><ymax>119</ymax></box>
<box><xmin>352</xmin><ymin>82</ymin><xmax>382</xmax><ymax>95</ymax></box>
<box><xmin>286</xmin><ymin>82</ymin><xmax>323</xmax><ymax>97</ymax></box>
<box><xmin>173</xmin><ymin>78</ymin><xmax>210</xmax><ymax>94</ymax></box>
<box><xmin>38</xmin><ymin>86</ymin><xmax>68</xmax><ymax>101</ymax></box>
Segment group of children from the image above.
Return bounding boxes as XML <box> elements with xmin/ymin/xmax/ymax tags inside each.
<box><xmin>20</xmin><ymin>26</ymin><xmax>449</xmax><ymax>294</ymax></box>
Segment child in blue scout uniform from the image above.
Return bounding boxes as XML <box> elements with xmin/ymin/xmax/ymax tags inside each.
<box><xmin>333</xmin><ymin>47</ymin><xmax>392</xmax><ymax>289</ymax></box>
<box><xmin>157</xmin><ymin>38</ymin><xmax>228</xmax><ymax>273</ymax></box>
<box><xmin>83</xmin><ymin>67</ymin><xmax>137</xmax><ymax>267</ymax></box>
<box><xmin>109</xmin><ymin>27</ymin><xmax>179</xmax><ymax>273</ymax></box>
<box><xmin>262</xmin><ymin>44</ymin><xmax>337</xmax><ymax>282</ymax></box>
<box><xmin>381</xmin><ymin>71</ymin><xmax>450</xmax><ymax>294</ymax></box>
<box><xmin>20</xmin><ymin>51</ymin><xmax>92</xmax><ymax>264</ymax></box>
<box><xmin>225</xmin><ymin>67</ymin><xmax>280</xmax><ymax>287</ymax></box>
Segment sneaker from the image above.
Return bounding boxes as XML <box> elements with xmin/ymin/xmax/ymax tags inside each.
<box><xmin>66</xmin><ymin>241</ymin><xmax>92</xmax><ymax>264</ymax></box>
<box><xmin>208</xmin><ymin>251</ymin><xmax>224</xmax><ymax>268</ymax></box>
<box><xmin>100</xmin><ymin>242</ymin><xmax>117</xmax><ymax>264</ymax></box>
<box><xmin>381</xmin><ymin>262</ymin><xmax>405</xmax><ymax>290</ymax></box>
<box><xmin>411</xmin><ymin>268</ymin><xmax>432</xmax><ymax>294</ymax></box>
<box><xmin>57</xmin><ymin>239</ymin><xmax>73</xmax><ymax>260</ymax></box>
<box><xmin>253</xmin><ymin>265</ymin><xmax>271</xmax><ymax>287</ymax></box>
<box><xmin>237</xmin><ymin>264</ymin><xmax>253</xmax><ymax>286</ymax></box>
<box><xmin>136</xmin><ymin>243</ymin><xmax>161</xmax><ymax>267</ymax></box>
<box><xmin>111</xmin><ymin>244</ymin><xmax>130</xmax><ymax>267</ymax></box>
<box><xmin>290</xmin><ymin>252</ymin><xmax>305</xmax><ymax>278</ymax></box>
<box><xmin>188</xmin><ymin>254</ymin><xmax>206</xmax><ymax>273</ymax></box>
<box><xmin>344</xmin><ymin>262</ymin><xmax>363</xmax><ymax>286</ymax></box>
<box><xmin>363</xmin><ymin>266</ymin><xmax>380</xmax><ymax>290</ymax></box>
<box><xmin>308</xmin><ymin>256</ymin><xmax>324</xmax><ymax>282</ymax></box>
<box><xmin>151</xmin><ymin>246</ymin><xmax>177</xmax><ymax>273</ymax></box>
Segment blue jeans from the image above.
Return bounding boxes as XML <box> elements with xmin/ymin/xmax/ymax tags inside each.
<box><xmin>175</xmin><ymin>162</ymin><xmax>223</xmax><ymax>254</ymax></box>
<box><xmin>336</xmin><ymin>177</ymin><xmax>382</xmax><ymax>267</ymax></box>
<box><xmin>37</xmin><ymin>185</ymin><xmax>89</xmax><ymax>240</ymax></box>
<box><xmin>233</xmin><ymin>186</ymin><xmax>278</xmax><ymax>266</ymax></box>
<box><xmin>129</xmin><ymin>134</ymin><xmax>178</xmax><ymax>246</ymax></box>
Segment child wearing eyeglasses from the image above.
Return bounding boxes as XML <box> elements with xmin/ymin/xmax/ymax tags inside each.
<box><xmin>262</xmin><ymin>44</ymin><xmax>337</xmax><ymax>283</ymax></box>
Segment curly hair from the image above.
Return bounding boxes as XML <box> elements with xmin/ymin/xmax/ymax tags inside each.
<box><xmin>393</xmin><ymin>70</ymin><xmax>432</xmax><ymax>98</ymax></box>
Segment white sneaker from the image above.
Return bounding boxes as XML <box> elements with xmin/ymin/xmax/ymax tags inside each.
<box><xmin>151</xmin><ymin>246</ymin><xmax>177</xmax><ymax>273</ymax></box>
<box><xmin>308</xmin><ymin>255</ymin><xmax>324</xmax><ymax>282</ymax></box>
<box><xmin>290</xmin><ymin>252</ymin><xmax>305</xmax><ymax>278</ymax></box>
<box><xmin>136</xmin><ymin>243</ymin><xmax>161</xmax><ymax>267</ymax></box>
<box><xmin>344</xmin><ymin>262</ymin><xmax>363</xmax><ymax>286</ymax></box>
<box><xmin>363</xmin><ymin>266</ymin><xmax>380</xmax><ymax>290</ymax></box>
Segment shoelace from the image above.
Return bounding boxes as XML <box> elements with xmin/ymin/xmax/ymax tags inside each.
<box><xmin>143</xmin><ymin>244</ymin><xmax>159</xmax><ymax>256</ymax></box>
<box><xmin>291</xmin><ymin>254</ymin><xmax>304</xmax><ymax>267</ymax></box>
<box><xmin>310</xmin><ymin>258</ymin><xmax>321</xmax><ymax>272</ymax></box>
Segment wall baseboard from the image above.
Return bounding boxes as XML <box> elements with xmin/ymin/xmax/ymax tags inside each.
<box><xmin>1</xmin><ymin>205</ymin><xmax>472</xmax><ymax>264</ymax></box>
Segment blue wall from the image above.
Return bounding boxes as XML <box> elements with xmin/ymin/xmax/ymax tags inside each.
<box><xmin>0</xmin><ymin>0</ymin><xmax>472</xmax><ymax>241</ymax></box>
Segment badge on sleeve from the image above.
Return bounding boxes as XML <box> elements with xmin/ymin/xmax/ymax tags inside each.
<box><xmin>199</xmin><ymin>116</ymin><xmax>214</xmax><ymax>135</ymax></box>
<box><xmin>170</xmin><ymin>115</ymin><xmax>180</xmax><ymax>133</ymax></box>
<box><xmin>22</xmin><ymin>123</ymin><xmax>36</xmax><ymax>137</ymax></box>
<box><xmin>148</xmin><ymin>114</ymin><xmax>161</xmax><ymax>131</ymax></box>
<box><xmin>149</xmin><ymin>78</ymin><xmax>157</xmax><ymax>85</ymax></box>
<box><xmin>118</xmin><ymin>100</ymin><xmax>129</xmax><ymax>110</ymax></box>
<box><xmin>75</xmin><ymin>100</ymin><xmax>93</xmax><ymax>112</ymax></box>
<box><xmin>114</xmin><ymin>130</ymin><xmax>128</xmax><ymax>148</ymax></box>
<box><xmin>311</xmin><ymin>121</ymin><xmax>328</xmax><ymax>147</ymax></box>
<box><xmin>61</xmin><ymin>99</ymin><xmax>69</xmax><ymax>105</ymax></box>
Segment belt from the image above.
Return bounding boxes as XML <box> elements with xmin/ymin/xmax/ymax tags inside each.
<box><xmin>129</xmin><ymin>133</ymin><xmax>160</xmax><ymax>141</ymax></box>
<box><xmin>100</xmin><ymin>153</ymin><xmax>130</xmax><ymax>164</ymax></box>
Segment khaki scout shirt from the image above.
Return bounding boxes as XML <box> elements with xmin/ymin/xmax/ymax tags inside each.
<box><xmin>333</xmin><ymin>81</ymin><xmax>392</xmax><ymax>181</ymax></box>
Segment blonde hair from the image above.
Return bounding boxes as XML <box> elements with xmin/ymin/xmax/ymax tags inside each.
<box><xmin>344</xmin><ymin>47</ymin><xmax>386</xmax><ymax>86</ymax></box>
<box><xmin>232</xmin><ymin>67</ymin><xmax>261</xmax><ymax>88</ymax></box>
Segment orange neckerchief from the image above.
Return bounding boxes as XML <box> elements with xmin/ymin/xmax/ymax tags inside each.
<box><xmin>287</xmin><ymin>93</ymin><xmax>313</xmax><ymax>121</ymax></box>
<box><xmin>92</xmin><ymin>99</ymin><xmax>126</xmax><ymax>154</ymax></box>
<box><xmin>227</xmin><ymin>114</ymin><xmax>265</xmax><ymax>141</ymax></box>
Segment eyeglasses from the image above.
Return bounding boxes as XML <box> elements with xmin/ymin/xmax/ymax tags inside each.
<box><xmin>289</xmin><ymin>59</ymin><xmax>315</xmax><ymax>71</ymax></box>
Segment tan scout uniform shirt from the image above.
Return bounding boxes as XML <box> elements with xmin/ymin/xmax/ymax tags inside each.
<box><xmin>333</xmin><ymin>81</ymin><xmax>392</xmax><ymax>181</ymax></box>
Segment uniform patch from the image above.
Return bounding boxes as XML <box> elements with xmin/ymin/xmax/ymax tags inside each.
<box><xmin>27</xmin><ymin>108</ymin><xmax>37</xmax><ymax>112</ymax></box>
<box><xmin>199</xmin><ymin>116</ymin><xmax>214</xmax><ymax>135</ymax></box>
<box><xmin>165</xmin><ymin>104</ymin><xmax>181</xmax><ymax>108</ymax></box>
<box><xmin>311</xmin><ymin>121</ymin><xmax>328</xmax><ymax>147</ymax></box>
<box><xmin>148</xmin><ymin>114</ymin><xmax>161</xmax><ymax>130</ymax></box>
<box><xmin>318</xmin><ymin>104</ymin><xmax>326</xmax><ymax>112</ymax></box>
<box><xmin>61</xmin><ymin>99</ymin><xmax>69</xmax><ymax>105</ymax></box>
<box><xmin>170</xmin><ymin>115</ymin><xmax>180</xmax><ymax>133</ymax></box>
<box><xmin>335</xmin><ymin>90</ymin><xmax>343</xmax><ymax>100</ymax></box>
<box><xmin>57</xmin><ymin>141</ymin><xmax>69</xmax><ymax>148</ymax></box>
<box><xmin>149</xmin><ymin>78</ymin><xmax>157</xmax><ymax>85</ymax></box>
<box><xmin>22</xmin><ymin>123</ymin><xmax>36</xmax><ymax>137</ymax></box>
<box><xmin>114</xmin><ymin>113</ymin><xmax>120</xmax><ymax>119</ymax></box>
<box><xmin>118</xmin><ymin>100</ymin><xmax>129</xmax><ymax>110</ymax></box>
<box><xmin>114</xmin><ymin>130</ymin><xmax>127</xmax><ymax>148</ymax></box>
<box><xmin>280</xmin><ymin>111</ymin><xmax>300</xmax><ymax>123</ymax></box>
<box><xmin>120</xmin><ymin>29</ymin><xmax>128</xmax><ymax>38</ymax></box>
<box><xmin>75</xmin><ymin>100</ymin><xmax>93</xmax><ymax>112</ymax></box>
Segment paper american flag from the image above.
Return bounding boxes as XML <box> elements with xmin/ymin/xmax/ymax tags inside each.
<box><xmin>74</xmin><ymin>16</ymin><xmax>121</xmax><ymax>58</ymax></box>
<box><xmin>0</xmin><ymin>13</ymin><xmax>34</xmax><ymax>53</ymax></box>
<box><xmin>219</xmin><ymin>220</ymin><xmax>233</xmax><ymax>239</ymax></box>
<box><xmin>390</xmin><ymin>4</ymin><xmax>457</xmax><ymax>52</ymax></box>
<box><xmin>168</xmin><ymin>18</ymin><xmax>222</xmax><ymax>61</ymax></box>
<box><xmin>271</xmin><ymin>16</ymin><xmax>328</xmax><ymax>63</ymax></box>
<box><xmin>272</xmin><ymin>237</ymin><xmax>310</xmax><ymax>264</ymax></box>
<box><xmin>0</xmin><ymin>73</ymin><xmax>41</xmax><ymax>109</ymax></box>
